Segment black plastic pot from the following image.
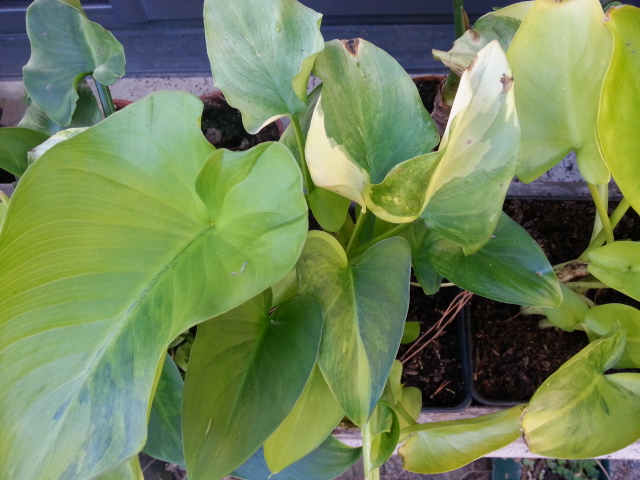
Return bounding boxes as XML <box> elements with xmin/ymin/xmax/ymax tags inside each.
<box><xmin>467</xmin><ymin>189</ymin><xmax>640</xmax><ymax>406</ymax></box>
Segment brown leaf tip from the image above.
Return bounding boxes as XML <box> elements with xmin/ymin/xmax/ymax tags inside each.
<box><xmin>500</xmin><ymin>74</ymin><xmax>514</xmax><ymax>93</ymax></box>
<box><xmin>342</xmin><ymin>38</ymin><xmax>360</xmax><ymax>56</ymax></box>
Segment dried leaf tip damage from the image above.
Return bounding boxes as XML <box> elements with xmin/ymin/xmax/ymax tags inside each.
<box><xmin>342</xmin><ymin>38</ymin><xmax>360</xmax><ymax>55</ymax></box>
<box><xmin>500</xmin><ymin>75</ymin><xmax>514</xmax><ymax>93</ymax></box>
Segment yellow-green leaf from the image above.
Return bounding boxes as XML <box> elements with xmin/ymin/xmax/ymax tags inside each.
<box><xmin>508</xmin><ymin>0</ymin><xmax>613</xmax><ymax>184</ymax></box>
<box><xmin>399</xmin><ymin>405</ymin><xmax>523</xmax><ymax>474</ymax></box>
<box><xmin>599</xmin><ymin>5</ymin><xmax>640</xmax><ymax>213</ymax></box>
<box><xmin>0</xmin><ymin>92</ymin><xmax>308</xmax><ymax>480</ymax></box>
<box><xmin>264</xmin><ymin>365</ymin><xmax>345</xmax><ymax>474</ymax></box>
<box><xmin>522</xmin><ymin>324</ymin><xmax>640</xmax><ymax>458</ymax></box>
<box><xmin>586</xmin><ymin>304</ymin><xmax>640</xmax><ymax>368</ymax></box>
<box><xmin>589</xmin><ymin>241</ymin><xmax>640</xmax><ymax>301</ymax></box>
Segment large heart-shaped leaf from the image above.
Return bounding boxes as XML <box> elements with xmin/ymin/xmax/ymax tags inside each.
<box><xmin>233</xmin><ymin>436</ymin><xmax>361</xmax><ymax>480</ymax></box>
<box><xmin>433</xmin><ymin>1</ymin><xmax>533</xmax><ymax>75</ymax></box>
<box><xmin>369</xmin><ymin>41</ymin><xmax>519</xmax><ymax>252</ymax></box>
<box><xmin>143</xmin><ymin>355</ymin><xmax>185</xmax><ymax>467</ymax></box>
<box><xmin>264</xmin><ymin>365</ymin><xmax>345</xmax><ymax>474</ymax></box>
<box><xmin>182</xmin><ymin>291</ymin><xmax>323</xmax><ymax>480</ymax></box>
<box><xmin>0</xmin><ymin>91</ymin><xmax>308</xmax><ymax>480</ymax></box>
<box><xmin>522</xmin><ymin>324</ymin><xmax>640</xmax><ymax>457</ymax></box>
<box><xmin>18</xmin><ymin>80</ymin><xmax>103</xmax><ymax>135</ymax></box>
<box><xmin>203</xmin><ymin>0</ymin><xmax>324</xmax><ymax>133</ymax></box>
<box><xmin>599</xmin><ymin>5</ymin><xmax>640</xmax><ymax>213</ymax></box>
<box><xmin>23</xmin><ymin>0</ymin><xmax>125</xmax><ymax>126</ymax></box>
<box><xmin>508</xmin><ymin>0</ymin><xmax>613</xmax><ymax>184</ymax></box>
<box><xmin>297</xmin><ymin>232</ymin><xmax>412</xmax><ymax>426</ymax></box>
<box><xmin>305</xmin><ymin>38</ymin><xmax>439</xmax><ymax>210</ymax></box>
<box><xmin>418</xmin><ymin>213</ymin><xmax>560</xmax><ymax>307</ymax></box>
<box><xmin>399</xmin><ymin>405</ymin><xmax>523</xmax><ymax>474</ymax></box>
<box><xmin>586</xmin><ymin>304</ymin><xmax>640</xmax><ymax>368</ymax></box>
<box><xmin>0</xmin><ymin>127</ymin><xmax>49</xmax><ymax>177</ymax></box>
<box><xmin>589</xmin><ymin>241</ymin><xmax>640</xmax><ymax>301</ymax></box>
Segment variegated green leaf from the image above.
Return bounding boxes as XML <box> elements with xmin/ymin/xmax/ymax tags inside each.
<box><xmin>508</xmin><ymin>0</ymin><xmax>613</xmax><ymax>184</ymax></box>
<box><xmin>305</xmin><ymin>38</ymin><xmax>439</xmax><ymax>209</ymax></box>
<box><xmin>183</xmin><ymin>292</ymin><xmax>323</xmax><ymax>480</ymax></box>
<box><xmin>420</xmin><ymin>41</ymin><xmax>519</xmax><ymax>253</ymax></box>
<box><xmin>365</xmin><ymin>40</ymin><xmax>518</xmax><ymax>246</ymax></box>
<box><xmin>23</xmin><ymin>0</ymin><xmax>125</xmax><ymax>126</ymax></box>
<box><xmin>522</xmin><ymin>324</ymin><xmax>640</xmax><ymax>457</ymax></box>
<box><xmin>586</xmin><ymin>304</ymin><xmax>640</xmax><ymax>368</ymax></box>
<box><xmin>297</xmin><ymin>231</ymin><xmax>412</xmax><ymax>426</ymax></box>
<box><xmin>589</xmin><ymin>241</ymin><xmax>640</xmax><ymax>301</ymax></box>
<box><xmin>264</xmin><ymin>365</ymin><xmax>345</xmax><ymax>474</ymax></box>
<box><xmin>599</xmin><ymin>5</ymin><xmax>640</xmax><ymax>213</ymax></box>
<box><xmin>280</xmin><ymin>85</ymin><xmax>350</xmax><ymax>232</ymax></box>
<box><xmin>399</xmin><ymin>405</ymin><xmax>523</xmax><ymax>474</ymax></box>
<box><xmin>203</xmin><ymin>0</ymin><xmax>324</xmax><ymax>133</ymax></box>
<box><xmin>433</xmin><ymin>1</ymin><xmax>533</xmax><ymax>75</ymax></box>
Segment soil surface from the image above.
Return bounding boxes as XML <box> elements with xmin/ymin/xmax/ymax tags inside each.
<box><xmin>472</xmin><ymin>199</ymin><xmax>640</xmax><ymax>403</ymax></box>
<box><xmin>398</xmin><ymin>286</ymin><xmax>469</xmax><ymax>409</ymax></box>
<box><xmin>200</xmin><ymin>92</ymin><xmax>281</xmax><ymax>150</ymax></box>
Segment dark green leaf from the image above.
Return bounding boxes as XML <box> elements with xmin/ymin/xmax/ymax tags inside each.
<box><xmin>182</xmin><ymin>292</ymin><xmax>323</xmax><ymax>480</ymax></box>
<box><xmin>143</xmin><ymin>355</ymin><xmax>185</xmax><ymax>467</ymax></box>
<box><xmin>419</xmin><ymin>213</ymin><xmax>561</xmax><ymax>307</ymax></box>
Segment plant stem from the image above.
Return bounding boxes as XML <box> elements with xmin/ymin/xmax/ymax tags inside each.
<box><xmin>345</xmin><ymin>208</ymin><xmax>369</xmax><ymax>258</ymax></box>
<box><xmin>351</xmin><ymin>221</ymin><xmax>413</xmax><ymax>258</ymax></box>
<box><xmin>291</xmin><ymin>115</ymin><xmax>313</xmax><ymax>204</ymax></box>
<box><xmin>94</xmin><ymin>79</ymin><xmax>115</xmax><ymax>118</ymax></box>
<box><xmin>361</xmin><ymin>420</ymin><xmax>380</xmax><ymax>480</ymax></box>
<box><xmin>588</xmin><ymin>182</ymin><xmax>614</xmax><ymax>246</ymax></box>
<box><xmin>580</xmin><ymin>198</ymin><xmax>630</xmax><ymax>260</ymax></box>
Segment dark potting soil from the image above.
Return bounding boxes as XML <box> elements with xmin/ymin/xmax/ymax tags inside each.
<box><xmin>472</xmin><ymin>199</ymin><xmax>640</xmax><ymax>403</ymax></box>
<box><xmin>398</xmin><ymin>286</ymin><xmax>469</xmax><ymax>409</ymax></box>
<box><xmin>200</xmin><ymin>92</ymin><xmax>281</xmax><ymax>150</ymax></box>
